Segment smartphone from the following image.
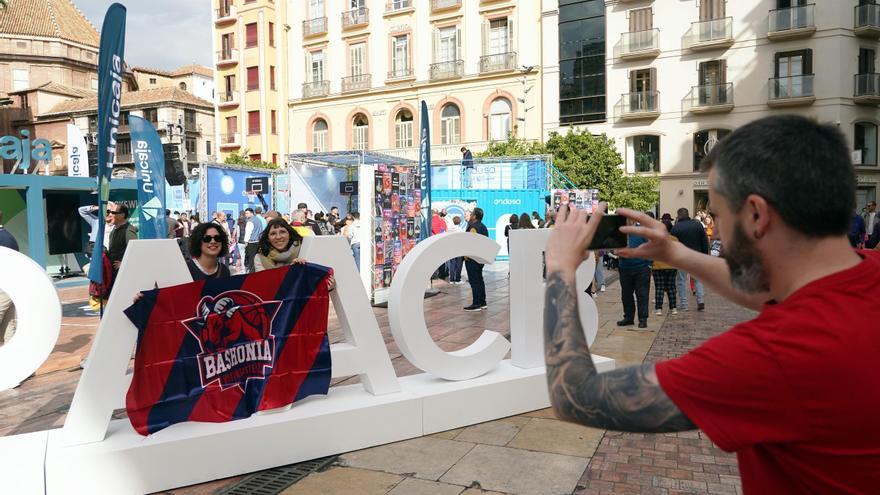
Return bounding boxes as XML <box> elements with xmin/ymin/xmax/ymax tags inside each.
<box><xmin>588</xmin><ymin>215</ymin><xmax>627</xmax><ymax>250</ymax></box>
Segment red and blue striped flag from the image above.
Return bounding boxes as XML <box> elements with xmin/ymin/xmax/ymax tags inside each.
<box><xmin>124</xmin><ymin>264</ymin><xmax>333</xmax><ymax>436</ymax></box>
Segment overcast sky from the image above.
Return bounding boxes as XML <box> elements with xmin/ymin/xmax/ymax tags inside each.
<box><xmin>76</xmin><ymin>0</ymin><xmax>212</xmax><ymax>71</ymax></box>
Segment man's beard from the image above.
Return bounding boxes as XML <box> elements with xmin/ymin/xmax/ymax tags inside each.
<box><xmin>725</xmin><ymin>220</ymin><xmax>770</xmax><ymax>293</ymax></box>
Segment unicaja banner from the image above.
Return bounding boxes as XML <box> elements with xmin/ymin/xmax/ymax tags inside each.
<box><xmin>417</xmin><ymin>100</ymin><xmax>431</xmax><ymax>241</ymax></box>
<box><xmin>66</xmin><ymin>124</ymin><xmax>88</xmax><ymax>177</ymax></box>
<box><xmin>129</xmin><ymin>115</ymin><xmax>167</xmax><ymax>239</ymax></box>
<box><xmin>88</xmin><ymin>3</ymin><xmax>126</xmax><ymax>283</ymax></box>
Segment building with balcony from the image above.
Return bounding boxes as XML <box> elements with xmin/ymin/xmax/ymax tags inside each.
<box><xmin>541</xmin><ymin>0</ymin><xmax>880</xmax><ymax>215</ymax></box>
<box><xmin>287</xmin><ymin>0</ymin><xmax>540</xmax><ymax>159</ymax></box>
<box><xmin>211</xmin><ymin>0</ymin><xmax>288</xmax><ymax>165</ymax></box>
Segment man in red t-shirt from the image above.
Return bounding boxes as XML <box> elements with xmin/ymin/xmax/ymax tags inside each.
<box><xmin>542</xmin><ymin>115</ymin><xmax>880</xmax><ymax>494</ymax></box>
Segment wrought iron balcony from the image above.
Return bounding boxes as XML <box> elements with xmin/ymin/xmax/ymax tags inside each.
<box><xmin>342</xmin><ymin>7</ymin><xmax>368</xmax><ymax>29</ymax></box>
<box><xmin>431</xmin><ymin>0</ymin><xmax>462</xmax><ymax>12</ymax></box>
<box><xmin>303</xmin><ymin>17</ymin><xmax>328</xmax><ymax>37</ymax></box>
<box><xmin>386</xmin><ymin>0</ymin><xmax>413</xmax><ymax>13</ymax></box>
<box><xmin>855</xmin><ymin>4</ymin><xmax>880</xmax><ymax>39</ymax></box>
<box><xmin>429</xmin><ymin>60</ymin><xmax>464</xmax><ymax>81</ymax></box>
<box><xmin>479</xmin><ymin>52</ymin><xmax>517</xmax><ymax>73</ymax></box>
<box><xmin>387</xmin><ymin>68</ymin><xmax>414</xmax><ymax>80</ymax></box>
<box><xmin>683</xmin><ymin>17</ymin><xmax>734</xmax><ymax>50</ymax></box>
<box><xmin>768</xmin><ymin>75</ymin><xmax>815</xmax><ymax>106</ymax></box>
<box><xmin>215</xmin><ymin>48</ymin><xmax>238</xmax><ymax>67</ymax></box>
<box><xmin>618</xmin><ymin>29</ymin><xmax>660</xmax><ymax>59</ymax></box>
<box><xmin>617</xmin><ymin>91</ymin><xmax>660</xmax><ymax>120</ymax></box>
<box><xmin>302</xmin><ymin>80</ymin><xmax>330</xmax><ymax>99</ymax></box>
<box><xmin>854</xmin><ymin>73</ymin><xmax>880</xmax><ymax>105</ymax></box>
<box><xmin>342</xmin><ymin>74</ymin><xmax>372</xmax><ymax>93</ymax></box>
<box><xmin>768</xmin><ymin>4</ymin><xmax>815</xmax><ymax>40</ymax></box>
<box><xmin>219</xmin><ymin>133</ymin><xmax>240</xmax><ymax>148</ymax></box>
<box><xmin>218</xmin><ymin>91</ymin><xmax>238</xmax><ymax>107</ymax></box>
<box><xmin>215</xmin><ymin>5</ymin><xmax>236</xmax><ymax>25</ymax></box>
<box><xmin>684</xmin><ymin>83</ymin><xmax>734</xmax><ymax>114</ymax></box>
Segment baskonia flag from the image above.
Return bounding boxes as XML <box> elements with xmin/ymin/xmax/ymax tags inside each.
<box><xmin>124</xmin><ymin>263</ymin><xmax>333</xmax><ymax>436</ymax></box>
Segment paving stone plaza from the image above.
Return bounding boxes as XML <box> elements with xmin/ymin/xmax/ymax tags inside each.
<box><xmin>0</xmin><ymin>263</ymin><xmax>752</xmax><ymax>495</ymax></box>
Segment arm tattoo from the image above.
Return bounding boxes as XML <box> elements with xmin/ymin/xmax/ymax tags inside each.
<box><xmin>543</xmin><ymin>273</ymin><xmax>695</xmax><ymax>433</ymax></box>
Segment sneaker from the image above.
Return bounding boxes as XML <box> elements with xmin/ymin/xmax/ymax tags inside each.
<box><xmin>600</xmin><ymin>285</ymin><xmax>606</xmax><ymax>292</ymax></box>
<box><xmin>616</xmin><ymin>319</ymin><xmax>634</xmax><ymax>327</ymax></box>
<box><xmin>655</xmin><ymin>309</ymin><xmax>663</xmax><ymax>316</ymax></box>
<box><xmin>481</xmin><ymin>305</ymin><xmax>488</xmax><ymax>310</ymax></box>
<box><xmin>591</xmin><ymin>293</ymin><xmax>598</xmax><ymax>299</ymax></box>
<box><xmin>638</xmin><ymin>321</ymin><xmax>648</xmax><ymax>329</ymax></box>
<box><xmin>464</xmin><ymin>305</ymin><xmax>482</xmax><ymax>312</ymax></box>
<box><xmin>698</xmin><ymin>302</ymin><xmax>705</xmax><ymax>311</ymax></box>
<box><xmin>671</xmin><ymin>308</ymin><xmax>678</xmax><ymax>315</ymax></box>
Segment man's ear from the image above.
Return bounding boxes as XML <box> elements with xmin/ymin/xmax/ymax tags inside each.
<box><xmin>743</xmin><ymin>194</ymin><xmax>771</xmax><ymax>239</ymax></box>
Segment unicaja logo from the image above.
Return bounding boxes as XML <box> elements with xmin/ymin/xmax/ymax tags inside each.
<box><xmin>0</xmin><ymin>130</ymin><xmax>52</xmax><ymax>170</ymax></box>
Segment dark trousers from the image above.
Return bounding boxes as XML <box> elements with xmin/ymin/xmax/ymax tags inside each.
<box><xmin>465</xmin><ymin>259</ymin><xmax>486</xmax><ymax>306</ymax></box>
<box><xmin>653</xmin><ymin>269</ymin><xmax>677</xmax><ymax>309</ymax></box>
<box><xmin>619</xmin><ymin>266</ymin><xmax>651</xmax><ymax>323</ymax></box>
<box><xmin>447</xmin><ymin>257</ymin><xmax>463</xmax><ymax>282</ymax></box>
<box><xmin>245</xmin><ymin>242</ymin><xmax>259</xmax><ymax>273</ymax></box>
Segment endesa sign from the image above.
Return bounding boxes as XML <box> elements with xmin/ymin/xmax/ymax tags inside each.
<box><xmin>0</xmin><ymin>231</ymin><xmax>614</xmax><ymax>494</ymax></box>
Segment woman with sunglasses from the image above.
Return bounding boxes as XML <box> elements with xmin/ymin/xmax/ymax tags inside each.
<box><xmin>187</xmin><ymin>222</ymin><xmax>231</xmax><ymax>280</ymax></box>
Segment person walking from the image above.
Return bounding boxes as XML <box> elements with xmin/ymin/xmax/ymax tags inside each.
<box><xmin>617</xmin><ymin>219</ymin><xmax>651</xmax><ymax>328</ymax></box>
<box><xmin>243</xmin><ymin>208</ymin><xmax>264</xmax><ymax>273</ymax></box>
<box><xmin>350</xmin><ymin>211</ymin><xmax>362</xmax><ymax>271</ymax></box>
<box><xmin>652</xmin><ymin>222</ymin><xmax>678</xmax><ymax>316</ymax></box>
<box><xmin>671</xmin><ymin>208</ymin><xmax>709</xmax><ymax>311</ymax></box>
<box><xmin>849</xmin><ymin>211</ymin><xmax>866</xmax><ymax>248</ymax></box>
<box><xmin>460</xmin><ymin>146</ymin><xmax>474</xmax><ymax>188</ymax></box>
<box><xmin>464</xmin><ymin>207</ymin><xmax>489</xmax><ymax>311</ymax></box>
<box><xmin>0</xmin><ymin>209</ymin><xmax>20</xmax><ymax>345</ymax></box>
<box><xmin>447</xmin><ymin>215</ymin><xmax>465</xmax><ymax>284</ymax></box>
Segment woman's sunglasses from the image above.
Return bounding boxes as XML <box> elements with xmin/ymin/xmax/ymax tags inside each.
<box><xmin>201</xmin><ymin>235</ymin><xmax>224</xmax><ymax>243</ymax></box>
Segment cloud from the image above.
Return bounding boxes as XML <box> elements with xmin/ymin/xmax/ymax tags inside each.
<box><xmin>74</xmin><ymin>0</ymin><xmax>212</xmax><ymax>70</ymax></box>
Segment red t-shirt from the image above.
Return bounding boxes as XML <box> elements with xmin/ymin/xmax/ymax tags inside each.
<box><xmin>656</xmin><ymin>250</ymin><xmax>880</xmax><ymax>494</ymax></box>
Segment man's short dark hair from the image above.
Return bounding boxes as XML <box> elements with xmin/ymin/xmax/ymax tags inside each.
<box><xmin>473</xmin><ymin>207</ymin><xmax>484</xmax><ymax>221</ymax></box>
<box><xmin>352</xmin><ymin>211</ymin><xmax>360</xmax><ymax>219</ymax></box>
<box><xmin>117</xmin><ymin>203</ymin><xmax>130</xmax><ymax>219</ymax></box>
<box><xmin>460</xmin><ymin>147</ymin><xmax>467</xmax><ymax>152</ymax></box>
<box><xmin>166</xmin><ymin>209</ymin><xmax>171</xmax><ymax>216</ymax></box>
<box><xmin>330</xmin><ymin>206</ymin><xmax>338</xmax><ymax>211</ymax></box>
<box><xmin>677</xmin><ymin>208</ymin><xmax>690</xmax><ymax>220</ymax></box>
<box><xmin>245</xmin><ymin>207</ymin><xmax>254</xmax><ymax>214</ymax></box>
<box><xmin>702</xmin><ymin>115</ymin><xmax>854</xmax><ymax>237</ymax></box>
<box><xmin>189</xmin><ymin>222</ymin><xmax>229</xmax><ymax>258</ymax></box>
<box><xmin>255</xmin><ymin>207</ymin><xmax>263</xmax><ymax>214</ymax></box>
<box><xmin>297</xmin><ymin>202</ymin><xmax>308</xmax><ymax>210</ymax></box>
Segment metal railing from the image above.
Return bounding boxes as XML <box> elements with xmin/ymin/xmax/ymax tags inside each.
<box><xmin>768</xmin><ymin>74</ymin><xmax>815</xmax><ymax>100</ymax></box>
<box><xmin>386</xmin><ymin>0</ymin><xmax>412</xmax><ymax>12</ymax></box>
<box><xmin>619</xmin><ymin>91</ymin><xmax>659</xmax><ymax>115</ymax></box>
<box><xmin>218</xmin><ymin>91</ymin><xmax>238</xmax><ymax>104</ymax></box>
<box><xmin>303</xmin><ymin>17</ymin><xmax>328</xmax><ymax>37</ymax></box>
<box><xmin>216</xmin><ymin>48</ymin><xmax>238</xmax><ymax>64</ymax></box>
<box><xmin>429</xmin><ymin>60</ymin><xmax>464</xmax><ymax>81</ymax></box>
<box><xmin>619</xmin><ymin>28</ymin><xmax>659</xmax><ymax>56</ymax></box>
<box><xmin>769</xmin><ymin>4</ymin><xmax>815</xmax><ymax>34</ymax></box>
<box><xmin>432</xmin><ymin>0</ymin><xmax>461</xmax><ymax>11</ymax></box>
<box><xmin>215</xmin><ymin>5</ymin><xmax>235</xmax><ymax>21</ymax></box>
<box><xmin>479</xmin><ymin>52</ymin><xmax>517</xmax><ymax>73</ymax></box>
<box><xmin>855</xmin><ymin>73</ymin><xmax>880</xmax><ymax>97</ymax></box>
<box><xmin>184</xmin><ymin>121</ymin><xmax>201</xmax><ymax>133</ymax></box>
<box><xmin>388</xmin><ymin>68</ymin><xmax>414</xmax><ymax>79</ymax></box>
<box><xmin>342</xmin><ymin>7</ymin><xmax>368</xmax><ymax>28</ymax></box>
<box><xmin>685</xmin><ymin>17</ymin><xmax>733</xmax><ymax>47</ymax></box>
<box><xmin>855</xmin><ymin>4</ymin><xmax>880</xmax><ymax>30</ymax></box>
<box><xmin>687</xmin><ymin>82</ymin><xmax>733</xmax><ymax>107</ymax></box>
<box><xmin>342</xmin><ymin>74</ymin><xmax>372</xmax><ymax>92</ymax></box>
<box><xmin>219</xmin><ymin>133</ymin><xmax>240</xmax><ymax>146</ymax></box>
<box><xmin>302</xmin><ymin>80</ymin><xmax>330</xmax><ymax>98</ymax></box>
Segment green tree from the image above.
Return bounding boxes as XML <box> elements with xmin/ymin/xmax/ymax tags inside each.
<box><xmin>0</xmin><ymin>1</ymin><xmax>7</xmax><ymax>9</ymax></box>
<box><xmin>224</xmin><ymin>150</ymin><xmax>278</xmax><ymax>170</ymax></box>
<box><xmin>479</xmin><ymin>131</ymin><xmax>659</xmax><ymax>211</ymax></box>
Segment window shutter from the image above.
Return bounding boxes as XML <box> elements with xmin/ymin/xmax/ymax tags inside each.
<box><xmin>433</xmin><ymin>29</ymin><xmax>439</xmax><ymax>63</ymax></box>
<box><xmin>507</xmin><ymin>17</ymin><xmax>514</xmax><ymax>53</ymax></box>
<box><xmin>456</xmin><ymin>27</ymin><xmax>462</xmax><ymax>60</ymax></box>
<box><xmin>804</xmin><ymin>48</ymin><xmax>813</xmax><ymax>74</ymax></box>
<box><xmin>629</xmin><ymin>70</ymin><xmax>637</xmax><ymax>93</ymax></box>
<box><xmin>720</xmin><ymin>59</ymin><xmax>727</xmax><ymax>84</ymax></box>
<box><xmin>774</xmin><ymin>52</ymin><xmax>781</xmax><ymax>78</ymax></box>
<box><xmin>246</xmin><ymin>23</ymin><xmax>258</xmax><ymax>47</ymax></box>
<box><xmin>482</xmin><ymin>21</ymin><xmax>488</xmax><ymax>56</ymax></box>
<box><xmin>649</xmin><ymin>67</ymin><xmax>657</xmax><ymax>93</ymax></box>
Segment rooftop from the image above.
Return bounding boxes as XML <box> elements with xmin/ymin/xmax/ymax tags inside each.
<box><xmin>44</xmin><ymin>86</ymin><xmax>214</xmax><ymax>116</ymax></box>
<box><xmin>8</xmin><ymin>81</ymin><xmax>96</xmax><ymax>98</ymax></box>
<box><xmin>171</xmin><ymin>64</ymin><xmax>214</xmax><ymax>79</ymax></box>
<box><xmin>0</xmin><ymin>0</ymin><xmax>101</xmax><ymax>48</ymax></box>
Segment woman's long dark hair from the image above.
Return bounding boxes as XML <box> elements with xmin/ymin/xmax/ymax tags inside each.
<box><xmin>258</xmin><ymin>218</ymin><xmax>303</xmax><ymax>256</ymax></box>
<box><xmin>189</xmin><ymin>222</ymin><xmax>230</xmax><ymax>258</ymax></box>
<box><xmin>518</xmin><ymin>213</ymin><xmax>535</xmax><ymax>229</ymax></box>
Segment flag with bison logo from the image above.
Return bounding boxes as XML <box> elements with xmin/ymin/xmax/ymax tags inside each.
<box><xmin>123</xmin><ymin>263</ymin><xmax>333</xmax><ymax>435</ymax></box>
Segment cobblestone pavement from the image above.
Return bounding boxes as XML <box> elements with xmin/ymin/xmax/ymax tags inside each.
<box><xmin>575</xmin><ymin>288</ymin><xmax>757</xmax><ymax>495</ymax></box>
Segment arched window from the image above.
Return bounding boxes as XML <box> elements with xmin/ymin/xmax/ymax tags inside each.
<box><xmin>395</xmin><ymin>109</ymin><xmax>414</xmax><ymax>148</ymax></box>
<box><xmin>352</xmin><ymin>113</ymin><xmax>369</xmax><ymax>151</ymax></box>
<box><xmin>488</xmin><ymin>98</ymin><xmax>512</xmax><ymax>141</ymax></box>
<box><xmin>693</xmin><ymin>129</ymin><xmax>731</xmax><ymax>171</ymax></box>
<box><xmin>440</xmin><ymin>104</ymin><xmax>461</xmax><ymax>145</ymax></box>
<box><xmin>179</xmin><ymin>82</ymin><xmax>187</xmax><ymax>91</ymax></box>
<box><xmin>312</xmin><ymin>119</ymin><xmax>328</xmax><ymax>152</ymax></box>
<box><xmin>855</xmin><ymin>122</ymin><xmax>878</xmax><ymax>166</ymax></box>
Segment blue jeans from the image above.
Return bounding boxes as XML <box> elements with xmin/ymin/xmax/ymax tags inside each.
<box><xmin>461</xmin><ymin>167</ymin><xmax>473</xmax><ymax>189</ymax></box>
<box><xmin>676</xmin><ymin>270</ymin><xmax>704</xmax><ymax>309</ymax></box>
<box><xmin>447</xmin><ymin>257</ymin><xmax>463</xmax><ymax>282</ymax></box>
<box><xmin>351</xmin><ymin>243</ymin><xmax>360</xmax><ymax>271</ymax></box>
<box><xmin>594</xmin><ymin>261</ymin><xmax>605</xmax><ymax>287</ymax></box>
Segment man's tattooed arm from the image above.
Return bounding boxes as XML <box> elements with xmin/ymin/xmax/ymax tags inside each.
<box><xmin>543</xmin><ymin>272</ymin><xmax>696</xmax><ymax>433</ymax></box>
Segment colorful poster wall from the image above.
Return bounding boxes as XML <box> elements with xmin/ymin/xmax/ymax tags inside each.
<box><xmin>551</xmin><ymin>189</ymin><xmax>599</xmax><ymax>213</ymax></box>
<box><xmin>371</xmin><ymin>165</ymin><xmax>420</xmax><ymax>302</ymax></box>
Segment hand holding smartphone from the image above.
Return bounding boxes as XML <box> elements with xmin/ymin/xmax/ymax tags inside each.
<box><xmin>587</xmin><ymin>214</ymin><xmax>627</xmax><ymax>250</ymax></box>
